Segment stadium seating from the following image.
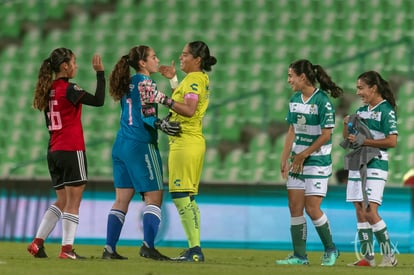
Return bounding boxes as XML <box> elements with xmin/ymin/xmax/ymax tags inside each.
<box><xmin>0</xmin><ymin>0</ymin><xmax>413</xmax><ymax>185</ymax></box>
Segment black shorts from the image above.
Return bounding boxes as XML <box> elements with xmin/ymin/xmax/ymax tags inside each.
<box><xmin>47</xmin><ymin>150</ymin><xmax>88</xmax><ymax>190</ymax></box>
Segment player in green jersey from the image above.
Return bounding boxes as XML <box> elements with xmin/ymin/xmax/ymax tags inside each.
<box><xmin>276</xmin><ymin>59</ymin><xmax>343</xmax><ymax>266</ymax></box>
<box><xmin>343</xmin><ymin>71</ymin><xmax>398</xmax><ymax>267</ymax></box>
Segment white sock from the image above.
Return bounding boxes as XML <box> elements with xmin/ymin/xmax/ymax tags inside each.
<box><xmin>36</xmin><ymin>205</ymin><xmax>62</xmax><ymax>239</ymax></box>
<box><xmin>62</xmin><ymin>212</ymin><xmax>79</xmax><ymax>246</ymax></box>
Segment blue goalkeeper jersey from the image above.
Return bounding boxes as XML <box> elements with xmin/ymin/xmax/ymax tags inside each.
<box><xmin>116</xmin><ymin>73</ymin><xmax>159</xmax><ymax>144</ymax></box>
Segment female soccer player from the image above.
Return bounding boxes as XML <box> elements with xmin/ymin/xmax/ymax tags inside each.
<box><xmin>343</xmin><ymin>71</ymin><xmax>398</xmax><ymax>267</ymax></box>
<box><xmin>102</xmin><ymin>45</ymin><xmax>180</xmax><ymax>261</ymax></box>
<box><xmin>28</xmin><ymin>48</ymin><xmax>106</xmax><ymax>259</ymax></box>
<box><xmin>276</xmin><ymin>59</ymin><xmax>342</xmax><ymax>266</ymax></box>
<box><xmin>140</xmin><ymin>41</ymin><xmax>217</xmax><ymax>262</ymax></box>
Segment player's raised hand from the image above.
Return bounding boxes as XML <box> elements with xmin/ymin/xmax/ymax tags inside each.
<box><xmin>138</xmin><ymin>79</ymin><xmax>175</xmax><ymax>108</ymax></box>
<box><xmin>92</xmin><ymin>54</ymin><xmax>104</xmax><ymax>71</ymax></box>
<box><xmin>159</xmin><ymin>60</ymin><xmax>176</xmax><ymax>79</ymax></box>
<box><xmin>138</xmin><ymin>79</ymin><xmax>158</xmax><ymax>102</ymax></box>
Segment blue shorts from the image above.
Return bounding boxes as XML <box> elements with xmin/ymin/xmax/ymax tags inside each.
<box><xmin>112</xmin><ymin>137</ymin><xmax>164</xmax><ymax>193</ymax></box>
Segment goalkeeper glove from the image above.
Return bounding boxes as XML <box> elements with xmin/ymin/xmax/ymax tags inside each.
<box><xmin>141</xmin><ymin>104</ymin><xmax>156</xmax><ymax>117</ymax></box>
<box><xmin>155</xmin><ymin>114</ymin><xmax>181</xmax><ymax>136</ymax></box>
<box><xmin>138</xmin><ymin>80</ymin><xmax>175</xmax><ymax>108</ymax></box>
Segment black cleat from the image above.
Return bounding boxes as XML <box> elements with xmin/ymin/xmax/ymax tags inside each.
<box><xmin>172</xmin><ymin>246</ymin><xmax>204</xmax><ymax>262</ymax></box>
<box><xmin>139</xmin><ymin>244</ymin><xmax>170</xmax><ymax>261</ymax></box>
<box><xmin>102</xmin><ymin>248</ymin><xmax>128</xmax><ymax>260</ymax></box>
<box><xmin>27</xmin><ymin>242</ymin><xmax>48</xmax><ymax>258</ymax></box>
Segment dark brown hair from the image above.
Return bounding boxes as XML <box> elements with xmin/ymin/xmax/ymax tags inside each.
<box><xmin>289</xmin><ymin>59</ymin><xmax>343</xmax><ymax>98</ymax></box>
<box><xmin>187</xmin><ymin>41</ymin><xmax>217</xmax><ymax>72</ymax></box>
<box><xmin>33</xmin><ymin>47</ymin><xmax>73</xmax><ymax>110</ymax></box>
<box><xmin>358</xmin><ymin>70</ymin><xmax>397</xmax><ymax>110</ymax></box>
<box><xmin>109</xmin><ymin>45</ymin><xmax>150</xmax><ymax>101</ymax></box>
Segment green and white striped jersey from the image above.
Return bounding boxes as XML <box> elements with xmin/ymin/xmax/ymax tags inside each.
<box><xmin>286</xmin><ymin>89</ymin><xmax>335</xmax><ymax>179</ymax></box>
<box><xmin>349</xmin><ymin>100</ymin><xmax>398</xmax><ymax>181</ymax></box>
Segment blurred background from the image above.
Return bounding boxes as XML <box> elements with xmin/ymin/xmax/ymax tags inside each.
<box><xmin>1</xmin><ymin>0</ymin><xmax>414</xmax><ymax>185</ymax></box>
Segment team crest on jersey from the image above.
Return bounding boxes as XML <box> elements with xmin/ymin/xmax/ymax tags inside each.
<box><xmin>309</xmin><ymin>104</ymin><xmax>317</xmax><ymax>114</ymax></box>
<box><xmin>370</xmin><ymin>111</ymin><xmax>380</xmax><ymax>120</ymax></box>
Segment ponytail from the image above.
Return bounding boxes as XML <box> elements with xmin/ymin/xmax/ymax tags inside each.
<box><xmin>289</xmin><ymin>59</ymin><xmax>343</xmax><ymax>98</ymax></box>
<box><xmin>313</xmin><ymin>64</ymin><xmax>343</xmax><ymax>98</ymax></box>
<box><xmin>33</xmin><ymin>48</ymin><xmax>74</xmax><ymax>111</ymax></box>
<box><xmin>109</xmin><ymin>46</ymin><xmax>150</xmax><ymax>101</ymax></box>
<box><xmin>109</xmin><ymin>55</ymin><xmax>130</xmax><ymax>101</ymax></box>
<box><xmin>33</xmin><ymin>58</ymin><xmax>54</xmax><ymax>111</ymax></box>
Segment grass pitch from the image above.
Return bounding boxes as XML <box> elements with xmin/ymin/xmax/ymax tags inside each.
<box><xmin>1</xmin><ymin>242</ymin><xmax>413</xmax><ymax>275</ymax></box>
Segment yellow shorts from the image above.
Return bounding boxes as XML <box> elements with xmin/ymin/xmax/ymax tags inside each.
<box><xmin>168</xmin><ymin>140</ymin><xmax>205</xmax><ymax>194</ymax></box>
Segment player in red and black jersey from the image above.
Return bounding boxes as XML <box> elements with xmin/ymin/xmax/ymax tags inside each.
<box><xmin>28</xmin><ymin>47</ymin><xmax>105</xmax><ymax>259</ymax></box>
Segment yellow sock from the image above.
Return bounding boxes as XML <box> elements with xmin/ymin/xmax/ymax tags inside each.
<box><xmin>173</xmin><ymin>197</ymin><xmax>200</xmax><ymax>248</ymax></box>
<box><xmin>191</xmin><ymin>199</ymin><xmax>201</xmax><ymax>245</ymax></box>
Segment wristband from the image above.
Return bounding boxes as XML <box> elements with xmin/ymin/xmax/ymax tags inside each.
<box><xmin>169</xmin><ymin>75</ymin><xmax>179</xmax><ymax>89</ymax></box>
<box><xmin>163</xmin><ymin>97</ymin><xmax>175</xmax><ymax>108</ymax></box>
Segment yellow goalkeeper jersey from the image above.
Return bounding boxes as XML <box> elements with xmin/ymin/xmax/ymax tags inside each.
<box><xmin>169</xmin><ymin>71</ymin><xmax>210</xmax><ymax>144</ymax></box>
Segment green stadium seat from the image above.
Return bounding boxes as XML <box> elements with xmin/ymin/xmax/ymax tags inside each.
<box><xmin>216</xmin><ymin>113</ymin><xmax>241</xmax><ymax>142</ymax></box>
<box><xmin>220</xmin><ymin>148</ymin><xmax>249</xmax><ymax>182</ymax></box>
<box><xmin>202</xmin><ymin>148</ymin><xmax>222</xmax><ymax>182</ymax></box>
<box><xmin>2</xmin><ymin>0</ymin><xmax>414</xmax><ymax>184</ymax></box>
<box><xmin>0</xmin><ymin>4</ymin><xmax>21</xmax><ymax>37</ymax></box>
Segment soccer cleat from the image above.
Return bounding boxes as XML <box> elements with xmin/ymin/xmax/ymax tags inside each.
<box><xmin>276</xmin><ymin>254</ymin><xmax>309</xmax><ymax>265</ymax></box>
<box><xmin>321</xmin><ymin>249</ymin><xmax>340</xmax><ymax>266</ymax></box>
<box><xmin>59</xmin><ymin>249</ymin><xmax>86</xmax><ymax>260</ymax></box>
<box><xmin>378</xmin><ymin>254</ymin><xmax>398</xmax><ymax>267</ymax></box>
<box><xmin>27</xmin><ymin>242</ymin><xmax>48</xmax><ymax>258</ymax></box>
<box><xmin>102</xmin><ymin>248</ymin><xmax>128</xmax><ymax>260</ymax></box>
<box><xmin>139</xmin><ymin>244</ymin><xmax>170</xmax><ymax>261</ymax></box>
<box><xmin>347</xmin><ymin>257</ymin><xmax>376</xmax><ymax>267</ymax></box>
<box><xmin>172</xmin><ymin>246</ymin><xmax>205</xmax><ymax>262</ymax></box>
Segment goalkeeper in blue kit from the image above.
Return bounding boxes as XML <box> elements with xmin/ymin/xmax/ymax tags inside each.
<box><xmin>101</xmin><ymin>45</ymin><xmax>180</xmax><ymax>261</ymax></box>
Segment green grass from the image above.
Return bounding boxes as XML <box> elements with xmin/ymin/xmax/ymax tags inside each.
<box><xmin>1</xmin><ymin>242</ymin><xmax>413</xmax><ymax>275</ymax></box>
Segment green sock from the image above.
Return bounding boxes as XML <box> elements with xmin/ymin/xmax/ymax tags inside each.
<box><xmin>315</xmin><ymin>222</ymin><xmax>335</xmax><ymax>250</ymax></box>
<box><xmin>291</xmin><ymin>221</ymin><xmax>307</xmax><ymax>257</ymax></box>
<box><xmin>313</xmin><ymin>214</ymin><xmax>335</xmax><ymax>251</ymax></box>
<box><xmin>372</xmin><ymin>220</ymin><xmax>392</xmax><ymax>255</ymax></box>
<box><xmin>173</xmin><ymin>197</ymin><xmax>200</xmax><ymax>248</ymax></box>
<box><xmin>358</xmin><ymin>228</ymin><xmax>374</xmax><ymax>257</ymax></box>
<box><xmin>374</xmin><ymin>228</ymin><xmax>392</xmax><ymax>255</ymax></box>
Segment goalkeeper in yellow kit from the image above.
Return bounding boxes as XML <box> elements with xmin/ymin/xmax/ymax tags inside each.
<box><xmin>139</xmin><ymin>41</ymin><xmax>217</xmax><ymax>262</ymax></box>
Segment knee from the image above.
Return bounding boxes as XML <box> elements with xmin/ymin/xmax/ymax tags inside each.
<box><xmin>304</xmin><ymin>205</ymin><xmax>321</xmax><ymax>220</ymax></box>
<box><xmin>144</xmin><ymin>191</ymin><xmax>164</xmax><ymax>207</ymax></box>
<box><xmin>288</xmin><ymin>205</ymin><xmax>304</xmax><ymax>217</ymax></box>
<box><xmin>113</xmin><ymin>197</ymin><xmax>131</xmax><ymax>210</ymax></box>
<box><xmin>53</xmin><ymin>201</ymin><xmax>65</xmax><ymax>212</ymax></box>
